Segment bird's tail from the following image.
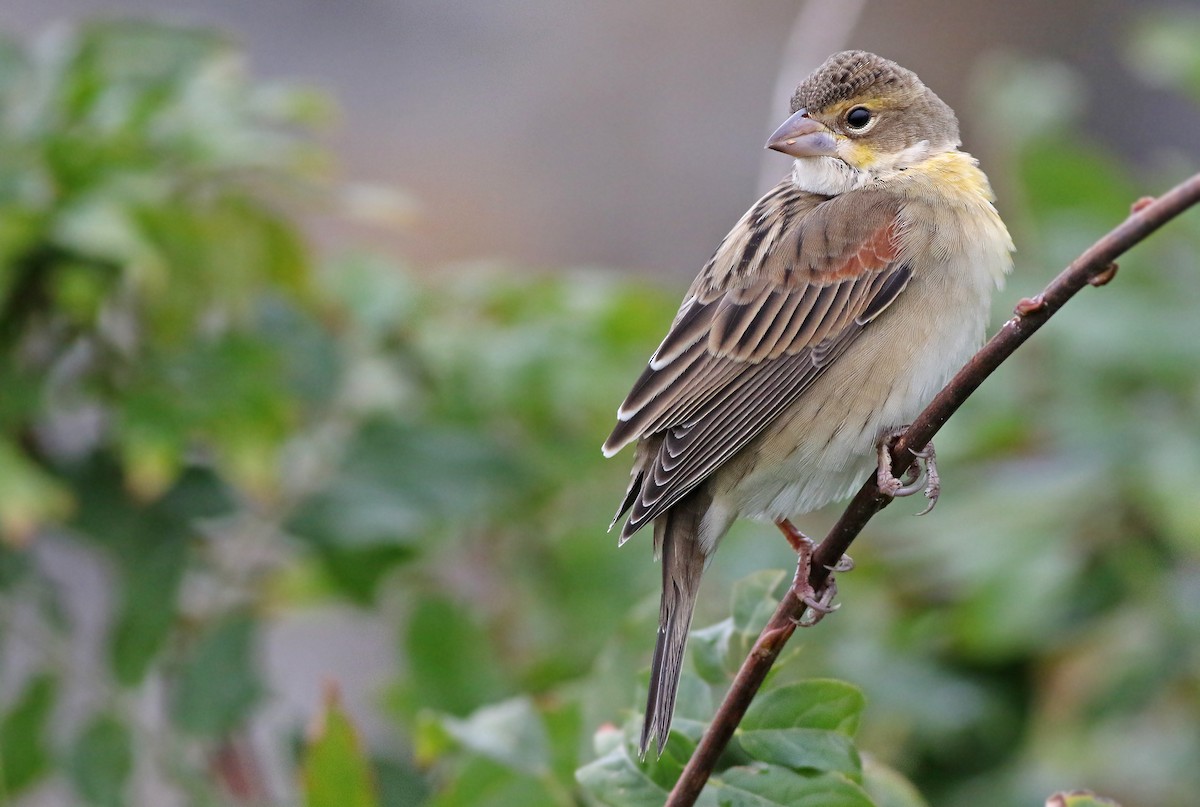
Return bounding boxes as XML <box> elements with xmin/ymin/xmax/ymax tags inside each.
<box><xmin>640</xmin><ymin>501</ymin><xmax>707</xmax><ymax>759</ymax></box>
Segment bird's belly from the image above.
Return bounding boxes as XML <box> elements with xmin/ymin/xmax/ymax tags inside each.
<box><xmin>719</xmin><ymin>264</ymin><xmax>994</xmax><ymax>522</ymax></box>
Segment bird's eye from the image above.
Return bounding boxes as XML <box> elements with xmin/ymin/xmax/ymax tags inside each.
<box><xmin>845</xmin><ymin>106</ymin><xmax>872</xmax><ymax>130</ymax></box>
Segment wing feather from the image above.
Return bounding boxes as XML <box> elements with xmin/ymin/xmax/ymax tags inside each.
<box><xmin>604</xmin><ymin>182</ymin><xmax>914</xmax><ymax>535</ymax></box>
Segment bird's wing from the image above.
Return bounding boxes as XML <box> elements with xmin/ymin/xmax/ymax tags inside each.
<box><xmin>604</xmin><ymin>182</ymin><xmax>913</xmax><ymax>540</ymax></box>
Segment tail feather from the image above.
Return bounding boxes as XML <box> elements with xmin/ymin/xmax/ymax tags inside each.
<box><xmin>639</xmin><ymin>500</ymin><xmax>707</xmax><ymax>758</ymax></box>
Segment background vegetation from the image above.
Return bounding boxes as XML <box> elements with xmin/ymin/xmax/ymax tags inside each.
<box><xmin>0</xmin><ymin>11</ymin><xmax>1198</xmax><ymax>807</ymax></box>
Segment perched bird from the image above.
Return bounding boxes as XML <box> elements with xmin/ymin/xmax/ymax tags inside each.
<box><xmin>602</xmin><ymin>51</ymin><xmax>1013</xmax><ymax>758</ymax></box>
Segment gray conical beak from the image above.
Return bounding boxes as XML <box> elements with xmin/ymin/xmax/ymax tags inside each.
<box><xmin>766</xmin><ymin>108</ymin><xmax>838</xmax><ymax>158</ymax></box>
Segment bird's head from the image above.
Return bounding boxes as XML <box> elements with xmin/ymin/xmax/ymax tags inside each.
<box><xmin>767</xmin><ymin>51</ymin><xmax>959</xmax><ymax>195</ymax></box>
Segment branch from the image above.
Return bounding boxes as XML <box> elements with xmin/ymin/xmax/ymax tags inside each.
<box><xmin>666</xmin><ymin>172</ymin><xmax>1200</xmax><ymax>806</ymax></box>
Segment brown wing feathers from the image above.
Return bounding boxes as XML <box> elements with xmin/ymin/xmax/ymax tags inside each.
<box><xmin>605</xmin><ymin>187</ymin><xmax>911</xmax><ymax>539</ymax></box>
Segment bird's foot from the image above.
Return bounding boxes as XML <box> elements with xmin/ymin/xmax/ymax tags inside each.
<box><xmin>777</xmin><ymin>519</ymin><xmax>845</xmax><ymax>627</ymax></box>
<box><xmin>775</xmin><ymin>518</ymin><xmax>814</xmax><ymax>553</ymax></box>
<box><xmin>793</xmin><ymin>569</ymin><xmax>839</xmax><ymax>628</ymax></box>
<box><xmin>775</xmin><ymin>519</ymin><xmax>853</xmax><ymax>572</ymax></box>
<box><xmin>876</xmin><ymin>427</ymin><xmax>940</xmax><ymax>514</ymax></box>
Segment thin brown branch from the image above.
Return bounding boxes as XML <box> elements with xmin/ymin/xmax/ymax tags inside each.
<box><xmin>666</xmin><ymin>170</ymin><xmax>1200</xmax><ymax>806</ymax></box>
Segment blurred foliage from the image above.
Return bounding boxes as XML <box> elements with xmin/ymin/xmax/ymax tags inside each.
<box><xmin>0</xmin><ymin>11</ymin><xmax>1197</xmax><ymax>807</ymax></box>
<box><xmin>303</xmin><ymin>686</ymin><xmax>380</xmax><ymax>807</ymax></box>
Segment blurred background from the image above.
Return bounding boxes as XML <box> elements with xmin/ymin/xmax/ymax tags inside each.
<box><xmin>0</xmin><ymin>1</ymin><xmax>1198</xmax><ymax>805</ymax></box>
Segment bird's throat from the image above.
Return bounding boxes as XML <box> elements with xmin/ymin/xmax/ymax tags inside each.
<box><xmin>789</xmin><ymin>156</ymin><xmax>870</xmax><ymax>196</ymax></box>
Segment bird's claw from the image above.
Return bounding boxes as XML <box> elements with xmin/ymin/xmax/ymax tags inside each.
<box><xmin>796</xmin><ymin>583</ymin><xmax>844</xmax><ymax>629</ymax></box>
<box><xmin>777</xmin><ymin>518</ymin><xmax>853</xmax><ymax>574</ymax></box>
<box><xmin>793</xmin><ymin>578</ymin><xmax>839</xmax><ymax>627</ymax></box>
<box><xmin>779</xmin><ymin>519</ymin><xmax>845</xmax><ymax>627</ymax></box>
<box><xmin>914</xmin><ymin>452</ymin><xmax>940</xmax><ymax>515</ymax></box>
<box><xmin>825</xmin><ymin>554</ymin><xmax>854</xmax><ymax>573</ymax></box>
<box><xmin>876</xmin><ymin>427</ymin><xmax>940</xmax><ymax>513</ymax></box>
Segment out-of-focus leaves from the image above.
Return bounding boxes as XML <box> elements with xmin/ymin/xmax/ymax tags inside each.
<box><xmin>429</xmin><ymin>697</ymin><xmax>550</xmax><ymax>777</ymax></box>
<box><xmin>0</xmin><ymin>438</ymin><xmax>72</xmax><ymax>544</ymax></box>
<box><xmin>72</xmin><ymin>466</ymin><xmax>188</xmax><ymax>684</ymax></box>
<box><xmin>400</xmin><ymin>595</ymin><xmax>508</xmax><ymax>719</ymax></box>
<box><xmin>0</xmin><ymin>17</ymin><xmax>322</xmax><ymax>507</ymax></box>
<box><xmin>862</xmin><ymin>756</ymin><xmax>930</xmax><ymax>807</ymax></box>
<box><xmin>1045</xmin><ymin>792</ymin><xmax>1121</xmax><ymax>807</ymax></box>
<box><xmin>0</xmin><ymin>673</ymin><xmax>56</xmax><ymax>794</ymax></box>
<box><xmin>691</xmin><ymin>618</ymin><xmax>737</xmax><ymax>685</ymax></box>
<box><xmin>973</xmin><ymin>55</ymin><xmax>1088</xmax><ymax>149</ymax></box>
<box><xmin>732</xmin><ymin>570</ymin><xmax>789</xmax><ymax>636</ymax></box>
<box><xmin>372</xmin><ymin>757</ymin><xmax>430</xmax><ymax>807</ymax></box>
<box><xmin>71</xmin><ymin>462</ymin><xmax>235</xmax><ymax>685</ymax></box>
<box><xmin>1017</xmin><ymin>139</ymin><xmax>1138</xmax><ymax>250</ymax></box>
<box><xmin>543</xmin><ymin>696</ymin><xmax>584</xmax><ymax>786</ymax></box>
<box><xmin>307</xmin><ymin>544</ymin><xmax>419</xmax><ymax>606</ymax></box>
<box><xmin>424</xmin><ymin>755</ymin><xmax>563</xmax><ymax>807</ymax></box>
<box><xmin>1127</xmin><ymin>9</ymin><xmax>1200</xmax><ymax>100</ymax></box>
<box><xmin>302</xmin><ymin>687</ymin><xmax>379</xmax><ymax>807</ymax></box>
<box><xmin>117</xmin><ymin>331</ymin><xmax>295</xmax><ymax>499</ymax></box>
<box><xmin>170</xmin><ymin>614</ymin><xmax>263</xmax><ymax>736</ymax></box>
<box><xmin>68</xmin><ymin>714</ymin><xmax>132</xmax><ymax>807</ymax></box>
<box><xmin>669</xmin><ymin>671</ymin><xmax>716</xmax><ymax>745</ymax></box>
<box><xmin>289</xmin><ymin>418</ymin><xmax>520</xmax><ymax>553</ymax></box>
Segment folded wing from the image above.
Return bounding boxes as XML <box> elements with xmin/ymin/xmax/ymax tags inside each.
<box><xmin>604</xmin><ymin>183</ymin><xmax>913</xmax><ymax>540</ymax></box>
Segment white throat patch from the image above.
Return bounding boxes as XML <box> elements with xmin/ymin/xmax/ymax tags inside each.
<box><xmin>789</xmin><ymin>139</ymin><xmax>958</xmax><ymax>196</ymax></box>
<box><xmin>789</xmin><ymin>156</ymin><xmax>869</xmax><ymax>195</ymax></box>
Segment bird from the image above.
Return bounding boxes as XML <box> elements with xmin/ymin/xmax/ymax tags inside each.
<box><xmin>601</xmin><ymin>50</ymin><xmax>1014</xmax><ymax>758</ymax></box>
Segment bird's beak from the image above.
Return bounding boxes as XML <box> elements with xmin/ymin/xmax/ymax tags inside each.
<box><xmin>766</xmin><ymin>108</ymin><xmax>838</xmax><ymax>158</ymax></box>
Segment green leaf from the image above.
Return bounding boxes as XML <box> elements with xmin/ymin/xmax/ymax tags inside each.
<box><xmin>741</xmin><ymin>681</ymin><xmax>866</xmax><ymax>736</ymax></box>
<box><xmin>436</xmin><ymin>697</ymin><xmax>550</xmax><ymax>777</ymax></box>
<box><xmin>691</xmin><ymin>618</ymin><xmax>736</xmax><ymax>684</ymax></box>
<box><xmin>543</xmin><ymin>697</ymin><xmax>584</xmax><ymax>784</ymax></box>
<box><xmin>288</xmin><ymin>419</ymin><xmax>519</xmax><ymax>551</ymax></box>
<box><xmin>0</xmin><ymin>673</ymin><xmax>56</xmax><ymax>794</ymax></box>
<box><xmin>70</xmin><ymin>461</ymin><xmax>192</xmax><ymax>685</ymax></box>
<box><xmin>72</xmin><ymin>464</ymin><xmax>234</xmax><ymax>685</ymax></box>
<box><xmin>170</xmin><ymin>614</ymin><xmax>263</xmax><ymax>736</ymax></box>
<box><xmin>731</xmin><ymin>570</ymin><xmax>788</xmax><ymax>636</ymax></box>
<box><xmin>302</xmin><ymin>688</ymin><xmax>379</xmax><ymax>807</ymax></box>
<box><xmin>427</xmin><ymin>755</ymin><xmax>561</xmax><ymax>807</ymax></box>
<box><xmin>309</xmin><ymin>544</ymin><xmax>417</xmax><ymax>606</ymax></box>
<box><xmin>712</xmin><ymin>765</ymin><xmax>875</xmax><ymax>807</ymax></box>
<box><xmin>734</xmin><ymin>729</ymin><xmax>859</xmax><ymax>779</ymax></box>
<box><xmin>398</xmin><ymin>595</ymin><xmax>507</xmax><ymax>718</ymax></box>
<box><xmin>638</xmin><ymin>726</ymin><xmax>700</xmax><ymax>793</ymax></box>
<box><xmin>68</xmin><ymin>715</ymin><xmax>132</xmax><ymax>807</ymax></box>
<box><xmin>0</xmin><ymin>439</ymin><xmax>73</xmax><ymax>543</ymax></box>
<box><xmin>575</xmin><ymin>742</ymin><xmax>671</xmax><ymax>807</ymax></box>
<box><xmin>673</xmin><ymin>670</ymin><xmax>715</xmax><ymax>726</ymax></box>
<box><xmin>106</xmin><ymin>521</ymin><xmax>188</xmax><ymax>685</ymax></box>
<box><xmin>861</xmin><ymin>756</ymin><xmax>929</xmax><ymax>807</ymax></box>
<box><xmin>371</xmin><ymin>756</ymin><xmax>430</xmax><ymax>807</ymax></box>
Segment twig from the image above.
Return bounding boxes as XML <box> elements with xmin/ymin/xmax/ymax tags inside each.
<box><xmin>666</xmin><ymin>172</ymin><xmax>1200</xmax><ymax>806</ymax></box>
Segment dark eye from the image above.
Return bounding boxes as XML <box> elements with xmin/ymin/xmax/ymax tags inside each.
<box><xmin>845</xmin><ymin>106</ymin><xmax>872</xmax><ymax>130</ymax></box>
